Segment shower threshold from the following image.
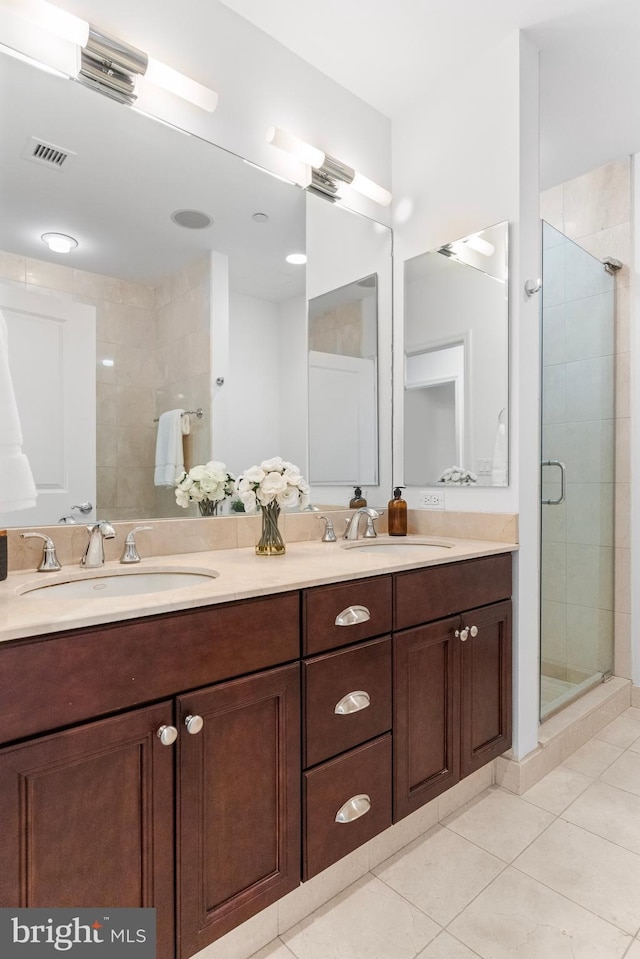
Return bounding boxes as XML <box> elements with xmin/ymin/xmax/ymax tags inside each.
<box><xmin>540</xmin><ymin>670</ymin><xmax>605</xmax><ymax>721</ymax></box>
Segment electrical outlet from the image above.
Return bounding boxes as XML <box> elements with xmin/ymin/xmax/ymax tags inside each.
<box><xmin>419</xmin><ymin>489</ymin><xmax>444</xmax><ymax>509</ymax></box>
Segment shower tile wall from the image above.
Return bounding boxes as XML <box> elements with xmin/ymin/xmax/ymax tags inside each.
<box><xmin>153</xmin><ymin>254</ymin><xmax>212</xmax><ymax>518</ymax></box>
<box><xmin>541</xmin><ymin>157</ymin><xmax>631</xmax><ymax>680</ymax></box>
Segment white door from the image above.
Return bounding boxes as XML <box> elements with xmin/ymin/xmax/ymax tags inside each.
<box><xmin>308</xmin><ymin>350</ymin><xmax>377</xmax><ymax>484</ymax></box>
<box><xmin>0</xmin><ymin>284</ymin><xmax>96</xmax><ymax>527</ymax></box>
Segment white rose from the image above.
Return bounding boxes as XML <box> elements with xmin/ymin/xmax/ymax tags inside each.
<box><xmin>189</xmin><ymin>465</ymin><xmax>207</xmax><ymax>482</ymax></box>
<box><xmin>239</xmin><ymin>489</ymin><xmax>257</xmax><ymax>513</ymax></box>
<box><xmin>258</xmin><ymin>471</ymin><xmax>287</xmax><ymax>505</ymax></box>
<box><xmin>243</xmin><ymin>466</ymin><xmax>266</xmax><ymax>485</ymax></box>
<box><xmin>282</xmin><ymin>467</ymin><xmax>302</xmax><ymax>486</ymax></box>
<box><xmin>175</xmin><ymin>488</ymin><xmax>192</xmax><ymax>508</ymax></box>
<box><xmin>277</xmin><ymin>485</ymin><xmax>300</xmax><ymax>509</ymax></box>
<box><xmin>260</xmin><ymin>456</ymin><xmax>284</xmax><ymax>473</ymax></box>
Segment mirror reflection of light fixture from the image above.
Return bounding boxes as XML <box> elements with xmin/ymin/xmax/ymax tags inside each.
<box><xmin>266</xmin><ymin>126</ymin><xmax>392</xmax><ymax>207</ymax></box>
<box><xmin>1</xmin><ymin>0</ymin><xmax>218</xmax><ymax>110</ymax></box>
<box><xmin>285</xmin><ymin>253</ymin><xmax>307</xmax><ymax>265</ymax></box>
<box><xmin>41</xmin><ymin>231</ymin><xmax>78</xmax><ymax>253</ymax></box>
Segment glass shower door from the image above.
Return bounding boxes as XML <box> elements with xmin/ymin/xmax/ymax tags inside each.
<box><xmin>540</xmin><ymin>221</ymin><xmax>615</xmax><ymax>720</ymax></box>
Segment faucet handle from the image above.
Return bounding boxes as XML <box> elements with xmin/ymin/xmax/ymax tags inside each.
<box><xmin>319</xmin><ymin>516</ymin><xmax>337</xmax><ymax>543</ymax></box>
<box><xmin>120</xmin><ymin>525</ymin><xmax>153</xmax><ymax>564</ymax></box>
<box><xmin>21</xmin><ymin>532</ymin><xmax>62</xmax><ymax>572</ymax></box>
<box><xmin>363</xmin><ymin>509</ymin><xmax>381</xmax><ymax>538</ymax></box>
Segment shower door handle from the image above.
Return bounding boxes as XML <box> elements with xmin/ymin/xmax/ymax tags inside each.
<box><xmin>541</xmin><ymin>460</ymin><xmax>566</xmax><ymax>505</ymax></box>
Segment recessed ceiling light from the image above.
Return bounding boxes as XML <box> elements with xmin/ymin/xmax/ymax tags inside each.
<box><xmin>252</xmin><ymin>212</ymin><xmax>269</xmax><ymax>223</ymax></box>
<box><xmin>171</xmin><ymin>209</ymin><xmax>213</xmax><ymax>229</ymax></box>
<box><xmin>100</xmin><ymin>358</ymin><xmax>115</xmax><ymax>367</ymax></box>
<box><xmin>41</xmin><ymin>232</ymin><xmax>78</xmax><ymax>253</ymax></box>
<box><xmin>286</xmin><ymin>253</ymin><xmax>307</xmax><ymax>265</ymax></box>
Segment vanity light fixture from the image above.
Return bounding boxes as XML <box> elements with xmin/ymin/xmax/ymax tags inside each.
<box><xmin>3</xmin><ymin>0</ymin><xmax>218</xmax><ymax>110</ymax></box>
<box><xmin>41</xmin><ymin>231</ymin><xmax>77</xmax><ymax>253</ymax></box>
<box><xmin>285</xmin><ymin>253</ymin><xmax>307</xmax><ymax>265</ymax></box>
<box><xmin>266</xmin><ymin>126</ymin><xmax>392</xmax><ymax>207</ymax></box>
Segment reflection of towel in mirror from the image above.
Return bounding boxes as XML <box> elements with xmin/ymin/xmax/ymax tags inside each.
<box><xmin>154</xmin><ymin>409</ymin><xmax>190</xmax><ymax>487</ymax></box>
<box><xmin>437</xmin><ymin>466</ymin><xmax>477</xmax><ymax>485</ymax></box>
<box><xmin>0</xmin><ymin>309</ymin><xmax>37</xmax><ymax>511</ymax></box>
<box><xmin>491</xmin><ymin>423</ymin><xmax>507</xmax><ymax>486</ymax></box>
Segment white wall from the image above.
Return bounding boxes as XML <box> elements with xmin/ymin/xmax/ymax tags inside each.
<box><xmin>392</xmin><ymin>31</ymin><xmax>541</xmax><ymax>758</ymax></box>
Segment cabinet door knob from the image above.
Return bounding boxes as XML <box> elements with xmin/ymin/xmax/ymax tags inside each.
<box><xmin>469</xmin><ymin>625</ymin><xmax>478</xmax><ymax>638</ymax></box>
<box><xmin>455</xmin><ymin>627</ymin><xmax>469</xmax><ymax>642</ymax></box>
<box><xmin>334</xmin><ymin>690</ymin><xmax>371</xmax><ymax>715</ymax></box>
<box><xmin>184</xmin><ymin>714</ymin><xmax>204</xmax><ymax>735</ymax></box>
<box><xmin>335</xmin><ymin>605</ymin><xmax>371</xmax><ymax>627</ymax></box>
<box><xmin>334</xmin><ymin>793</ymin><xmax>371</xmax><ymax>823</ymax></box>
<box><xmin>157</xmin><ymin>724</ymin><xmax>178</xmax><ymax>746</ymax></box>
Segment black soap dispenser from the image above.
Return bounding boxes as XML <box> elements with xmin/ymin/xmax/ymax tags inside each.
<box><xmin>350</xmin><ymin>486</ymin><xmax>367</xmax><ymax>508</ymax></box>
<box><xmin>388</xmin><ymin>487</ymin><xmax>407</xmax><ymax>536</ymax></box>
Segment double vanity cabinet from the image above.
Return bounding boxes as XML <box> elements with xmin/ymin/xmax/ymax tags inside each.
<box><xmin>0</xmin><ymin>551</ymin><xmax>512</xmax><ymax>959</ymax></box>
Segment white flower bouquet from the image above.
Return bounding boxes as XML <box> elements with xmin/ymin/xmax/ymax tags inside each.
<box><xmin>235</xmin><ymin>457</ymin><xmax>310</xmax><ymax>514</ymax></box>
<box><xmin>175</xmin><ymin>461</ymin><xmax>235</xmax><ymax>512</ymax></box>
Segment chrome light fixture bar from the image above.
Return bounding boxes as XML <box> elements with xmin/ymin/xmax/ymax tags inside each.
<box><xmin>79</xmin><ymin>27</ymin><xmax>147</xmax><ymax>105</ymax></box>
<box><xmin>267</xmin><ymin>126</ymin><xmax>392</xmax><ymax>207</ymax></box>
<box><xmin>1</xmin><ymin>0</ymin><xmax>218</xmax><ymax>110</ymax></box>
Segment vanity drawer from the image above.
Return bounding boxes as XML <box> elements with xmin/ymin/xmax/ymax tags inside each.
<box><xmin>0</xmin><ymin>592</ymin><xmax>300</xmax><ymax>744</ymax></box>
<box><xmin>303</xmin><ymin>636</ymin><xmax>391</xmax><ymax>768</ymax></box>
<box><xmin>302</xmin><ymin>576</ymin><xmax>392</xmax><ymax>655</ymax></box>
<box><xmin>394</xmin><ymin>554</ymin><xmax>512</xmax><ymax>631</ymax></box>
<box><xmin>303</xmin><ymin>734</ymin><xmax>391</xmax><ymax>880</ymax></box>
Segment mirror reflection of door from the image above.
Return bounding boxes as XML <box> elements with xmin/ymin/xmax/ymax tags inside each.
<box><xmin>404</xmin><ymin>342</ymin><xmax>465</xmax><ymax>486</ymax></box>
<box><xmin>0</xmin><ymin>284</ymin><xmax>96</xmax><ymax>527</ymax></box>
<box><xmin>403</xmin><ymin>221</ymin><xmax>508</xmax><ymax>488</ymax></box>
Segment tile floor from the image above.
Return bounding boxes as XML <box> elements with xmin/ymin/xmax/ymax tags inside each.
<box><xmin>251</xmin><ymin>707</ymin><xmax>640</xmax><ymax>959</ymax></box>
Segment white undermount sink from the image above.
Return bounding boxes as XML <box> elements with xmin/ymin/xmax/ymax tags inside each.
<box><xmin>19</xmin><ymin>567</ymin><xmax>220</xmax><ymax>600</ymax></box>
<box><xmin>342</xmin><ymin>536</ymin><xmax>454</xmax><ymax>556</ymax></box>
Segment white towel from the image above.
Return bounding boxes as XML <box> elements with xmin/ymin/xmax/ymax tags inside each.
<box><xmin>0</xmin><ymin>309</ymin><xmax>37</xmax><ymax>511</ymax></box>
<box><xmin>154</xmin><ymin>409</ymin><xmax>190</xmax><ymax>487</ymax></box>
<box><xmin>491</xmin><ymin>423</ymin><xmax>507</xmax><ymax>486</ymax></box>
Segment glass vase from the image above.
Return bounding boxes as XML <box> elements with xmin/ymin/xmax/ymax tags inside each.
<box><xmin>256</xmin><ymin>502</ymin><xmax>285</xmax><ymax>556</ymax></box>
<box><xmin>198</xmin><ymin>500</ymin><xmax>219</xmax><ymax>517</ymax></box>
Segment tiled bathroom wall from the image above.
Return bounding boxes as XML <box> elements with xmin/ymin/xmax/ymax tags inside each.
<box><xmin>153</xmin><ymin>254</ymin><xmax>212</xmax><ymax>519</ymax></box>
<box><xmin>309</xmin><ymin>300</ymin><xmax>364</xmax><ymax>357</ymax></box>
<box><xmin>541</xmin><ymin>157</ymin><xmax>631</xmax><ymax>681</ymax></box>
<box><xmin>0</xmin><ymin>250</ymin><xmax>212</xmax><ymax>522</ymax></box>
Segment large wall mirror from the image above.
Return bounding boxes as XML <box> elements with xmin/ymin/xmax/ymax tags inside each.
<box><xmin>0</xmin><ymin>50</ymin><xmax>392</xmax><ymax>528</ymax></box>
<box><xmin>403</xmin><ymin>221</ymin><xmax>509</xmax><ymax>488</ymax></box>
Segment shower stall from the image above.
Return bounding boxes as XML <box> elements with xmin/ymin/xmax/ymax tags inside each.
<box><xmin>540</xmin><ymin>221</ymin><xmax>617</xmax><ymax>720</ymax></box>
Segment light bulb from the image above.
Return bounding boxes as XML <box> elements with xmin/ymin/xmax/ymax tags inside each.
<box><xmin>41</xmin><ymin>232</ymin><xmax>78</xmax><ymax>253</ymax></box>
<box><xmin>285</xmin><ymin>253</ymin><xmax>307</xmax><ymax>265</ymax></box>
<box><xmin>7</xmin><ymin>0</ymin><xmax>89</xmax><ymax>45</ymax></box>
<box><xmin>350</xmin><ymin>172</ymin><xmax>392</xmax><ymax>207</ymax></box>
<box><xmin>266</xmin><ymin>126</ymin><xmax>325</xmax><ymax>169</ymax></box>
<box><xmin>144</xmin><ymin>57</ymin><xmax>218</xmax><ymax>112</ymax></box>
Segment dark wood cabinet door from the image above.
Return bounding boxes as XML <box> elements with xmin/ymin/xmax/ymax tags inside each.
<box><xmin>393</xmin><ymin>616</ymin><xmax>461</xmax><ymax>821</ymax></box>
<box><xmin>0</xmin><ymin>701</ymin><xmax>175</xmax><ymax>959</ymax></box>
<box><xmin>177</xmin><ymin>663</ymin><xmax>300</xmax><ymax>959</ymax></box>
<box><xmin>460</xmin><ymin>601</ymin><xmax>512</xmax><ymax>777</ymax></box>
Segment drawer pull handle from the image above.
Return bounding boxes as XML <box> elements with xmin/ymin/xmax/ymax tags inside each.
<box><xmin>455</xmin><ymin>627</ymin><xmax>469</xmax><ymax>642</ymax></box>
<box><xmin>335</xmin><ymin>605</ymin><xmax>371</xmax><ymax>627</ymax></box>
<box><xmin>470</xmin><ymin>625</ymin><xmax>478</xmax><ymax>638</ymax></box>
<box><xmin>335</xmin><ymin>793</ymin><xmax>371</xmax><ymax>824</ymax></box>
<box><xmin>335</xmin><ymin>690</ymin><xmax>371</xmax><ymax>715</ymax></box>
<box><xmin>157</xmin><ymin>725</ymin><xmax>178</xmax><ymax>746</ymax></box>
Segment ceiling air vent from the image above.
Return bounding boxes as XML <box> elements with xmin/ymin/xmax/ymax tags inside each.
<box><xmin>22</xmin><ymin>137</ymin><xmax>77</xmax><ymax>171</ymax></box>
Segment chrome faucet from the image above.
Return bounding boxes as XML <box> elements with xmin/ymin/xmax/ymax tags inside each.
<box><xmin>81</xmin><ymin>521</ymin><xmax>116</xmax><ymax>568</ymax></box>
<box><xmin>343</xmin><ymin>507</ymin><xmax>381</xmax><ymax>541</ymax></box>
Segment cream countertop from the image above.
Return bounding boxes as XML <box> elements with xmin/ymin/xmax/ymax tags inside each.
<box><xmin>0</xmin><ymin>536</ymin><xmax>517</xmax><ymax>643</ymax></box>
